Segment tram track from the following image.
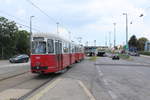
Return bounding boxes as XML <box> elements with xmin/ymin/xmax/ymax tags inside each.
<box><xmin>0</xmin><ymin>72</ymin><xmax>59</xmax><ymax>100</ymax></box>
<box><xmin>0</xmin><ymin>71</ymin><xmax>29</xmax><ymax>82</ymax></box>
<box><xmin>18</xmin><ymin>74</ymin><xmax>59</xmax><ymax>100</ymax></box>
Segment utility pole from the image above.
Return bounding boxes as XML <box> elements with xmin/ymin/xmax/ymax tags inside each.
<box><xmin>109</xmin><ymin>32</ymin><xmax>111</xmax><ymax>48</ymax></box>
<box><xmin>123</xmin><ymin>13</ymin><xmax>128</xmax><ymax>52</ymax></box>
<box><xmin>105</xmin><ymin>33</ymin><xmax>107</xmax><ymax>46</ymax></box>
<box><xmin>113</xmin><ymin>23</ymin><xmax>116</xmax><ymax>49</ymax></box>
<box><xmin>86</xmin><ymin>41</ymin><xmax>88</xmax><ymax>46</ymax></box>
<box><xmin>68</xmin><ymin>31</ymin><xmax>71</xmax><ymax>42</ymax></box>
<box><xmin>94</xmin><ymin>40</ymin><xmax>96</xmax><ymax>46</ymax></box>
<box><xmin>77</xmin><ymin>37</ymin><xmax>82</xmax><ymax>45</ymax></box>
<box><xmin>30</xmin><ymin>16</ymin><xmax>34</xmax><ymax>53</ymax></box>
<box><xmin>56</xmin><ymin>22</ymin><xmax>59</xmax><ymax>35</ymax></box>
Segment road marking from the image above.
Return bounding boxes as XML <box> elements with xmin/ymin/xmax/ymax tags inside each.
<box><xmin>96</xmin><ymin>65</ymin><xmax>118</xmax><ymax>100</ymax></box>
<box><xmin>28</xmin><ymin>78</ymin><xmax>62</xmax><ymax>100</ymax></box>
<box><xmin>78</xmin><ymin>80</ymin><xmax>96</xmax><ymax>100</ymax></box>
<box><xmin>108</xmin><ymin>90</ymin><xmax>117</xmax><ymax>99</ymax></box>
<box><xmin>103</xmin><ymin>79</ymin><xmax>109</xmax><ymax>86</ymax></box>
<box><xmin>96</xmin><ymin>65</ymin><xmax>104</xmax><ymax>77</ymax></box>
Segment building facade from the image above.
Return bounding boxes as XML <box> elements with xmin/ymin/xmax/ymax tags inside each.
<box><xmin>144</xmin><ymin>41</ymin><xmax>150</xmax><ymax>52</ymax></box>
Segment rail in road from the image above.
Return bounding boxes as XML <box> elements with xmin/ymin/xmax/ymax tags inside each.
<box><xmin>0</xmin><ymin>72</ymin><xmax>60</xmax><ymax>100</ymax></box>
<box><xmin>0</xmin><ymin>61</ymin><xmax>30</xmax><ymax>81</ymax></box>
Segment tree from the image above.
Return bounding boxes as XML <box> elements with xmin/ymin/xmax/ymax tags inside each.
<box><xmin>128</xmin><ymin>35</ymin><xmax>138</xmax><ymax>51</ymax></box>
<box><xmin>0</xmin><ymin>17</ymin><xmax>18</xmax><ymax>58</ymax></box>
<box><xmin>137</xmin><ymin>37</ymin><xmax>148</xmax><ymax>51</ymax></box>
<box><xmin>16</xmin><ymin>30</ymin><xmax>30</xmax><ymax>54</ymax></box>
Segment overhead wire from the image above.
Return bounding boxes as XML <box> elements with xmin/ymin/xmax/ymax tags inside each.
<box><xmin>0</xmin><ymin>10</ymin><xmax>41</xmax><ymax>32</ymax></box>
<box><xmin>25</xmin><ymin>0</ymin><xmax>73</xmax><ymax>34</ymax></box>
<box><xmin>0</xmin><ymin>10</ymin><xmax>41</xmax><ymax>30</ymax></box>
<box><xmin>25</xmin><ymin>0</ymin><xmax>57</xmax><ymax>23</ymax></box>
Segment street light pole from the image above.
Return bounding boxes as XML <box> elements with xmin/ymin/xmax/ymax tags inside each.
<box><xmin>30</xmin><ymin>16</ymin><xmax>34</xmax><ymax>53</ymax></box>
<box><xmin>94</xmin><ymin>40</ymin><xmax>96</xmax><ymax>46</ymax></box>
<box><xmin>123</xmin><ymin>13</ymin><xmax>128</xmax><ymax>52</ymax></box>
<box><xmin>68</xmin><ymin>31</ymin><xmax>71</xmax><ymax>42</ymax></box>
<box><xmin>105</xmin><ymin>33</ymin><xmax>107</xmax><ymax>47</ymax></box>
<box><xmin>56</xmin><ymin>22</ymin><xmax>59</xmax><ymax>35</ymax></box>
<box><xmin>109</xmin><ymin>32</ymin><xmax>111</xmax><ymax>48</ymax></box>
<box><xmin>113</xmin><ymin>23</ymin><xmax>116</xmax><ymax>49</ymax></box>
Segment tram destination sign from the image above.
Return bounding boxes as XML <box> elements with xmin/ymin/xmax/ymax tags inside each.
<box><xmin>33</xmin><ymin>37</ymin><xmax>44</xmax><ymax>41</ymax></box>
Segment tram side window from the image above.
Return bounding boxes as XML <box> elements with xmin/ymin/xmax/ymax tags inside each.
<box><xmin>63</xmin><ymin>42</ymin><xmax>69</xmax><ymax>53</ymax></box>
<box><xmin>47</xmin><ymin>39</ymin><xmax>54</xmax><ymax>53</ymax></box>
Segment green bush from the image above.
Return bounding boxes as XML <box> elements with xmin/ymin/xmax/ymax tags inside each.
<box><xmin>139</xmin><ymin>51</ymin><xmax>150</xmax><ymax>56</ymax></box>
<box><xmin>118</xmin><ymin>54</ymin><xmax>130</xmax><ymax>59</ymax></box>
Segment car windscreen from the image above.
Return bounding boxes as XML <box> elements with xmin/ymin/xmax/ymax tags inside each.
<box><xmin>32</xmin><ymin>41</ymin><xmax>46</xmax><ymax>54</ymax></box>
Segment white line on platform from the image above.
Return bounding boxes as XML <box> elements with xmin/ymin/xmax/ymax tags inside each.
<box><xmin>28</xmin><ymin>78</ymin><xmax>62</xmax><ymax>100</ymax></box>
<box><xmin>78</xmin><ymin>80</ymin><xmax>96</xmax><ymax>100</ymax></box>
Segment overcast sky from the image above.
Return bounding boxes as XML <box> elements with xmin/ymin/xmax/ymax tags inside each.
<box><xmin>0</xmin><ymin>0</ymin><xmax>150</xmax><ymax>46</ymax></box>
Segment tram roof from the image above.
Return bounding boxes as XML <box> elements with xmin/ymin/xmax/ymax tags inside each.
<box><xmin>32</xmin><ymin>33</ymin><xmax>83</xmax><ymax>47</ymax></box>
<box><xmin>33</xmin><ymin>33</ymin><xmax>70</xmax><ymax>42</ymax></box>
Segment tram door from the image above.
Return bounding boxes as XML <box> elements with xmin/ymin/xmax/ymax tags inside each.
<box><xmin>55</xmin><ymin>40</ymin><xmax>62</xmax><ymax>70</ymax></box>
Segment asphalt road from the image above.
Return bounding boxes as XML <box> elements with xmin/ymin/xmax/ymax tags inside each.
<box><xmin>0</xmin><ymin>56</ymin><xmax>150</xmax><ymax>100</ymax></box>
<box><xmin>0</xmin><ymin>72</ymin><xmax>58</xmax><ymax>99</ymax></box>
<box><xmin>131</xmin><ymin>56</ymin><xmax>150</xmax><ymax>65</ymax></box>
<box><xmin>61</xmin><ymin>56</ymin><xmax>150</xmax><ymax>100</ymax></box>
<box><xmin>0</xmin><ymin>60</ymin><xmax>30</xmax><ymax>80</ymax></box>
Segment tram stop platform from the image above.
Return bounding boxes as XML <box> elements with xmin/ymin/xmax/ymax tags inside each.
<box><xmin>26</xmin><ymin>78</ymin><xmax>95</xmax><ymax>100</ymax></box>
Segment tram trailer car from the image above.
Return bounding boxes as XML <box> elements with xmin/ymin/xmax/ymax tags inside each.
<box><xmin>31</xmin><ymin>33</ymin><xmax>84</xmax><ymax>74</ymax></box>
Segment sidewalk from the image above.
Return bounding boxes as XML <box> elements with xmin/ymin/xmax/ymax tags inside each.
<box><xmin>140</xmin><ymin>54</ymin><xmax>150</xmax><ymax>58</ymax></box>
<box><xmin>26</xmin><ymin>78</ymin><xmax>95</xmax><ymax>100</ymax></box>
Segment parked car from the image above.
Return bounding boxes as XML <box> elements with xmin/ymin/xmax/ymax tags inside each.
<box><xmin>112</xmin><ymin>54</ymin><xmax>120</xmax><ymax>60</ymax></box>
<box><xmin>128</xmin><ymin>52</ymin><xmax>140</xmax><ymax>56</ymax></box>
<box><xmin>9</xmin><ymin>54</ymin><xmax>29</xmax><ymax>63</ymax></box>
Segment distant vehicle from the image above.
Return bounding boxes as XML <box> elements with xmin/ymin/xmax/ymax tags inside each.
<box><xmin>9</xmin><ymin>54</ymin><xmax>29</xmax><ymax>63</ymax></box>
<box><xmin>128</xmin><ymin>52</ymin><xmax>140</xmax><ymax>56</ymax></box>
<box><xmin>112</xmin><ymin>54</ymin><xmax>120</xmax><ymax>60</ymax></box>
<box><xmin>97</xmin><ymin>51</ymin><xmax>105</xmax><ymax>57</ymax></box>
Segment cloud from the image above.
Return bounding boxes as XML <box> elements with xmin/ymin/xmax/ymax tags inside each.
<box><xmin>1</xmin><ymin>0</ymin><xmax>150</xmax><ymax>45</ymax></box>
<box><xmin>16</xmin><ymin>9</ymin><xmax>26</xmax><ymax>17</ymax></box>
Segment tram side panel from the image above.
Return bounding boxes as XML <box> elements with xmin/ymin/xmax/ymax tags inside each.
<box><xmin>31</xmin><ymin>54</ymin><xmax>59</xmax><ymax>73</ymax></box>
<box><xmin>70</xmin><ymin>53</ymin><xmax>76</xmax><ymax>64</ymax></box>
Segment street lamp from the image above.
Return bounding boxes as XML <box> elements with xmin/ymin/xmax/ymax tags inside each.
<box><xmin>68</xmin><ymin>31</ymin><xmax>71</xmax><ymax>42</ymax></box>
<box><xmin>123</xmin><ymin>13</ymin><xmax>128</xmax><ymax>52</ymax></box>
<box><xmin>56</xmin><ymin>22</ymin><xmax>59</xmax><ymax>35</ymax></box>
<box><xmin>77</xmin><ymin>37</ymin><xmax>82</xmax><ymax>45</ymax></box>
<box><xmin>109</xmin><ymin>32</ymin><xmax>111</xmax><ymax>48</ymax></box>
<box><xmin>94</xmin><ymin>40</ymin><xmax>96</xmax><ymax>46</ymax></box>
<box><xmin>30</xmin><ymin>16</ymin><xmax>34</xmax><ymax>53</ymax></box>
<box><xmin>113</xmin><ymin>23</ymin><xmax>116</xmax><ymax>49</ymax></box>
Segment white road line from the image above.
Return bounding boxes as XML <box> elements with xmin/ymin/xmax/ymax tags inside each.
<box><xmin>108</xmin><ymin>90</ymin><xmax>117</xmax><ymax>99</ymax></box>
<box><xmin>96</xmin><ymin>65</ymin><xmax>118</xmax><ymax>100</ymax></box>
<box><xmin>96</xmin><ymin>65</ymin><xmax>104</xmax><ymax>77</ymax></box>
<box><xmin>103</xmin><ymin>79</ymin><xmax>109</xmax><ymax>86</ymax></box>
<box><xmin>28</xmin><ymin>78</ymin><xmax>62</xmax><ymax>100</ymax></box>
<box><xmin>78</xmin><ymin>80</ymin><xmax>96</xmax><ymax>100</ymax></box>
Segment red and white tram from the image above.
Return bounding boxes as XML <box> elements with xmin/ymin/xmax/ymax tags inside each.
<box><xmin>31</xmin><ymin>33</ymin><xmax>84</xmax><ymax>74</ymax></box>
